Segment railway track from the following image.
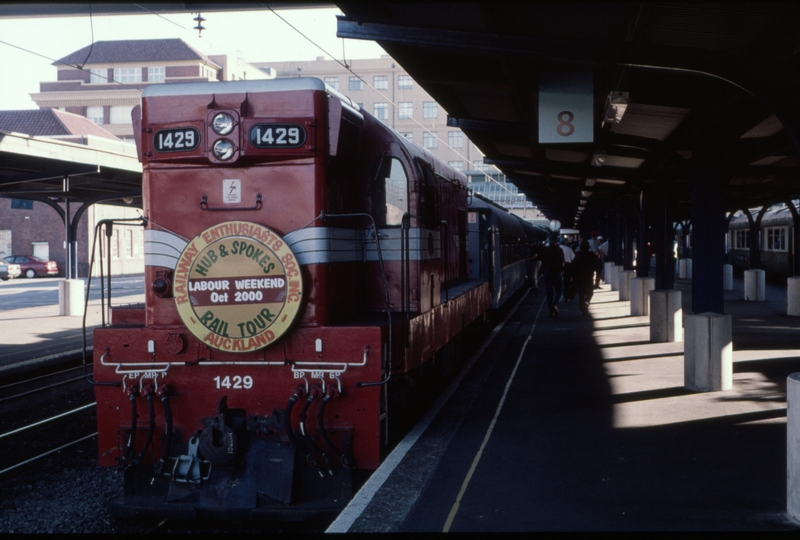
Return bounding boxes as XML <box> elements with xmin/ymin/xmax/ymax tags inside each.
<box><xmin>0</xmin><ymin>361</ymin><xmax>334</xmax><ymax>533</ymax></box>
<box><xmin>0</xmin><ymin>363</ymin><xmax>99</xmax><ymax>477</ymax></box>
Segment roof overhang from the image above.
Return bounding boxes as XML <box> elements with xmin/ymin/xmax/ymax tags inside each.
<box><xmin>0</xmin><ymin>130</ymin><xmax>142</xmax><ymax>206</ymax></box>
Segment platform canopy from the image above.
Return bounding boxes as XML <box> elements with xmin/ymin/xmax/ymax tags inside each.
<box><xmin>335</xmin><ymin>3</ymin><xmax>800</xmax><ymax>228</ymax></box>
<box><xmin>0</xmin><ymin>131</ymin><xmax>142</xmax><ymax>207</ymax></box>
<box><xmin>4</xmin><ymin>3</ymin><xmax>800</xmax><ymax>227</ymax></box>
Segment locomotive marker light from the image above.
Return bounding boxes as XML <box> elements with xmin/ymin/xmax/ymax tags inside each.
<box><xmin>212</xmin><ymin>139</ymin><xmax>235</xmax><ymax>161</ymax></box>
<box><xmin>212</xmin><ymin>112</ymin><xmax>235</xmax><ymax>135</ymax></box>
<box><xmin>173</xmin><ymin>221</ymin><xmax>303</xmax><ymax>353</ymax></box>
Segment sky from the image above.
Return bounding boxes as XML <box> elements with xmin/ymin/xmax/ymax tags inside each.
<box><xmin>0</xmin><ymin>6</ymin><xmax>386</xmax><ymax>110</ymax></box>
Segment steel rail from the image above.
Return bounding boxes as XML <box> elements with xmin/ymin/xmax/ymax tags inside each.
<box><xmin>0</xmin><ymin>402</ymin><xmax>96</xmax><ymax>440</ymax></box>
<box><xmin>0</xmin><ymin>432</ymin><xmax>98</xmax><ymax>477</ymax></box>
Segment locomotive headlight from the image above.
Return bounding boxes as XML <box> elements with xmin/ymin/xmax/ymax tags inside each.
<box><xmin>212</xmin><ymin>139</ymin><xmax>235</xmax><ymax>160</ymax></box>
<box><xmin>212</xmin><ymin>113</ymin><xmax>235</xmax><ymax>135</ymax></box>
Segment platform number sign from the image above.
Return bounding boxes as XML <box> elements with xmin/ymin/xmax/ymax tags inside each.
<box><xmin>538</xmin><ymin>71</ymin><xmax>593</xmax><ymax>144</ymax></box>
<box><xmin>153</xmin><ymin>127</ymin><xmax>201</xmax><ymax>153</ymax></box>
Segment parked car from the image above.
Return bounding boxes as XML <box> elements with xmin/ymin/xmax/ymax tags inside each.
<box><xmin>0</xmin><ymin>260</ymin><xmax>22</xmax><ymax>281</ymax></box>
<box><xmin>3</xmin><ymin>255</ymin><xmax>59</xmax><ymax>278</ymax></box>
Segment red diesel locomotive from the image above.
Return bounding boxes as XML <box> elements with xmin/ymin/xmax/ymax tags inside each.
<box><xmin>92</xmin><ymin>78</ymin><xmax>541</xmax><ymax>520</ymax></box>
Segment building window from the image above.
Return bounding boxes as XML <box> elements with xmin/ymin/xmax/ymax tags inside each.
<box><xmin>373</xmin><ymin>102</ymin><xmax>389</xmax><ymax>121</ymax></box>
<box><xmin>735</xmin><ymin>229</ymin><xmax>749</xmax><ymax>249</ymax></box>
<box><xmin>373</xmin><ymin>75</ymin><xmax>388</xmax><ymax>90</ymax></box>
<box><xmin>90</xmin><ymin>68</ymin><xmax>106</xmax><ymax>84</ymax></box>
<box><xmin>10</xmin><ymin>199</ymin><xmax>33</xmax><ymax>210</ymax></box>
<box><xmin>125</xmin><ymin>229</ymin><xmax>133</xmax><ymax>258</ymax></box>
<box><xmin>473</xmin><ymin>160</ymin><xmax>484</xmax><ymax>171</ymax></box>
<box><xmin>324</xmin><ymin>76</ymin><xmax>339</xmax><ymax>90</ymax></box>
<box><xmin>765</xmin><ymin>227</ymin><xmax>787</xmax><ymax>251</ymax></box>
<box><xmin>448</xmin><ymin>131</ymin><xmax>463</xmax><ymax>148</ymax></box>
<box><xmin>349</xmin><ymin>77</ymin><xmax>363</xmax><ymax>91</ymax></box>
<box><xmin>112</xmin><ymin>229</ymin><xmax>120</xmax><ymax>258</ymax></box>
<box><xmin>448</xmin><ymin>161</ymin><xmax>464</xmax><ymax>171</ymax></box>
<box><xmin>423</xmin><ymin>132</ymin><xmax>438</xmax><ymax>149</ymax></box>
<box><xmin>400</xmin><ymin>132</ymin><xmax>413</xmax><ymax>143</ymax></box>
<box><xmin>86</xmin><ymin>106</ymin><xmax>104</xmax><ymax>124</ymax></box>
<box><xmin>113</xmin><ymin>67</ymin><xmax>142</xmax><ymax>83</ymax></box>
<box><xmin>110</xmin><ymin>105</ymin><xmax>134</xmax><ymax>125</ymax></box>
<box><xmin>398</xmin><ymin>102</ymin><xmax>413</xmax><ymax>119</ymax></box>
<box><xmin>398</xmin><ymin>74</ymin><xmax>413</xmax><ymax>89</ymax></box>
<box><xmin>423</xmin><ymin>102</ymin><xmax>438</xmax><ymax>119</ymax></box>
<box><xmin>147</xmin><ymin>67</ymin><xmax>165</xmax><ymax>82</ymax></box>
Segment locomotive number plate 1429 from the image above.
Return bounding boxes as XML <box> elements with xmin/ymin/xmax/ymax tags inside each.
<box><xmin>154</xmin><ymin>127</ymin><xmax>201</xmax><ymax>153</ymax></box>
<box><xmin>249</xmin><ymin>123</ymin><xmax>306</xmax><ymax>148</ymax></box>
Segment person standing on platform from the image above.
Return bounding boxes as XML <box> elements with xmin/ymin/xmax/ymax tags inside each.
<box><xmin>572</xmin><ymin>239</ymin><xmax>597</xmax><ymax>315</ymax></box>
<box><xmin>559</xmin><ymin>237</ymin><xmax>576</xmax><ymax>302</ymax></box>
<box><xmin>528</xmin><ymin>242</ymin><xmax>542</xmax><ymax>290</ymax></box>
<box><xmin>595</xmin><ymin>235</ymin><xmax>608</xmax><ymax>289</ymax></box>
<box><xmin>543</xmin><ymin>235</ymin><xmax>565</xmax><ymax>317</ymax></box>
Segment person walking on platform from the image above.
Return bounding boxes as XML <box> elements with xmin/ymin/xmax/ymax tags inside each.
<box><xmin>543</xmin><ymin>235</ymin><xmax>565</xmax><ymax>317</ymax></box>
<box><xmin>559</xmin><ymin>237</ymin><xmax>576</xmax><ymax>302</ymax></box>
<box><xmin>528</xmin><ymin>242</ymin><xmax>542</xmax><ymax>290</ymax></box>
<box><xmin>572</xmin><ymin>240</ymin><xmax>596</xmax><ymax>315</ymax></box>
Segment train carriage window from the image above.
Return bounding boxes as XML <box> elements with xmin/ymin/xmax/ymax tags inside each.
<box><xmin>372</xmin><ymin>157</ymin><xmax>408</xmax><ymax>227</ymax></box>
<box><xmin>765</xmin><ymin>227</ymin><xmax>787</xmax><ymax>251</ymax></box>
<box><xmin>735</xmin><ymin>230</ymin><xmax>749</xmax><ymax>249</ymax></box>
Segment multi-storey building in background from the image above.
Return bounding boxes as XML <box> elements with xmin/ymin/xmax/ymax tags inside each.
<box><xmin>251</xmin><ymin>55</ymin><xmax>488</xmax><ymax>174</ymax></box>
<box><xmin>251</xmin><ymin>56</ymin><xmax>543</xmax><ymax>223</ymax></box>
<box><xmin>30</xmin><ymin>38</ymin><xmax>273</xmax><ymax>143</ymax></box>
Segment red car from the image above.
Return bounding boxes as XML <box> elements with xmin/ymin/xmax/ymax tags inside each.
<box><xmin>3</xmin><ymin>255</ymin><xmax>59</xmax><ymax>278</ymax></box>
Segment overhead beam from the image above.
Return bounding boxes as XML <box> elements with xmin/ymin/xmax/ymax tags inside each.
<box><xmin>447</xmin><ymin>116</ymin><xmax>536</xmax><ymax>137</ymax></box>
<box><xmin>337</xmin><ymin>14</ymin><xmax>800</xmax><ymax>160</ymax></box>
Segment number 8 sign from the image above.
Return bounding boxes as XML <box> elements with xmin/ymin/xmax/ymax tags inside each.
<box><xmin>538</xmin><ymin>71</ymin><xmax>593</xmax><ymax>144</ymax></box>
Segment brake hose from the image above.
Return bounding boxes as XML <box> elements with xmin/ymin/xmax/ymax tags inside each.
<box><xmin>153</xmin><ymin>385</ymin><xmax>173</xmax><ymax>477</ymax></box>
<box><xmin>318</xmin><ymin>388</ymin><xmax>349</xmax><ymax>467</ymax></box>
<box><xmin>130</xmin><ymin>386</ymin><xmax>156</xmax><ymax>467</ymax></box>
<box><xmin>120</xmin><ymin>386</ymin><xmax>139</xmax><ymax>468</ymax></box>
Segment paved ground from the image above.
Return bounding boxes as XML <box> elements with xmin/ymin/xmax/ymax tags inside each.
<box><xmin>0</xmin><ymin>276</ymin><xmax>144</xmax><ymax>376</ymax></box>
<box><xmin>330</xmin><ymin>274</ymin><xmax>800</xmax><ymax>531</ymax></box>
<box><xmin>3</xmin><ymin>272</ymin><xmax>800</xmax><ymax>530</ymax></box>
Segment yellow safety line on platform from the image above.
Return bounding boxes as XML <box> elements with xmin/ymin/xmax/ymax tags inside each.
<box><xmin>442</xmin><ymin>296</ymin><xmax>546</xmax><ymax>532</ymax></box>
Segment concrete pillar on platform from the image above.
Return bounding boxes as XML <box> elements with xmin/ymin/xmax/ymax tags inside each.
<box><xmin>684</xmin><ymin>312</ymin><xmax>732</xmax><ymax>392</ymax></box>
<box><xmin>723</xmin><ymin>264</ymin><xmax>734</xmax><ymax>291</ymax></box>
<box><xmin>619</xmin><ymin>270</ymin><xmax>635</xmax><ymax>301</ymax></box>
<box><xmin>604</xmin><ymin>261</ymin><xmax>615</xmax><ymax>285</ymax></box>
<box><xmin>58</xmin><ymin>279</ymin><xmax>85</xmax><ymax>316</ymax></box>
<box><xmin>630</xmin><ymin>277</ymin><xmax>655</xmax><ymax>316</ymax></box>
<box><xmin>788</xmin><ymin>277</ymin><xmax>800</xmax><ymax>316</ymax></box>
<box><xmin>650</xmin><ymin>289</ymin><xmax>682</xmax><ymax>342</ymax></box>
<box><xmin>610</xmin><ymin>265</ymin><xmax>618</xmax><ymax>291</ymax></box>
<box><xmin>788</xmin><ymin>373</ymin><xmax>800</xmax><ymax>522</ymax></box>
<box><xmin>611</xmin><ymin>265</ymin><xmax>624</xmax><ymax>291</ymax></box>
<box><xmin>679</xmin><ymin>258</ymin><xmax>692</xmax><ymax>279</ymax></box>
<box><xmin>744</xmin><ymin>269</ymin><xmax>766</xmax><ymax>301</ymax></box>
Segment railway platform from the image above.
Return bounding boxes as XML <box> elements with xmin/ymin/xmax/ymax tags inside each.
<box><xmin>0</xmin><ymin>276</ymin><xmax>144</xmax><ymax>378</ymax></box>
<box><xmin>329</xmin><ymin>274</ymin><xmax>800</xmax><ymax>532</ymax></box>
<box><xmin>3</xmin><ymin>273</ymin><xmax>800</xmax><ymax>530</ymax></box>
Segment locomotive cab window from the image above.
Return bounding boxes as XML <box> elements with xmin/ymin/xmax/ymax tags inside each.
<box><xmin>372</xmin><ymin>157</ymin><xmax>408</xmax><ymax>227</ymax></box>
<box><xmin>416</xmin><ymin>159</ymin><xmax>440</xmax><ymax>230</ymax></box>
